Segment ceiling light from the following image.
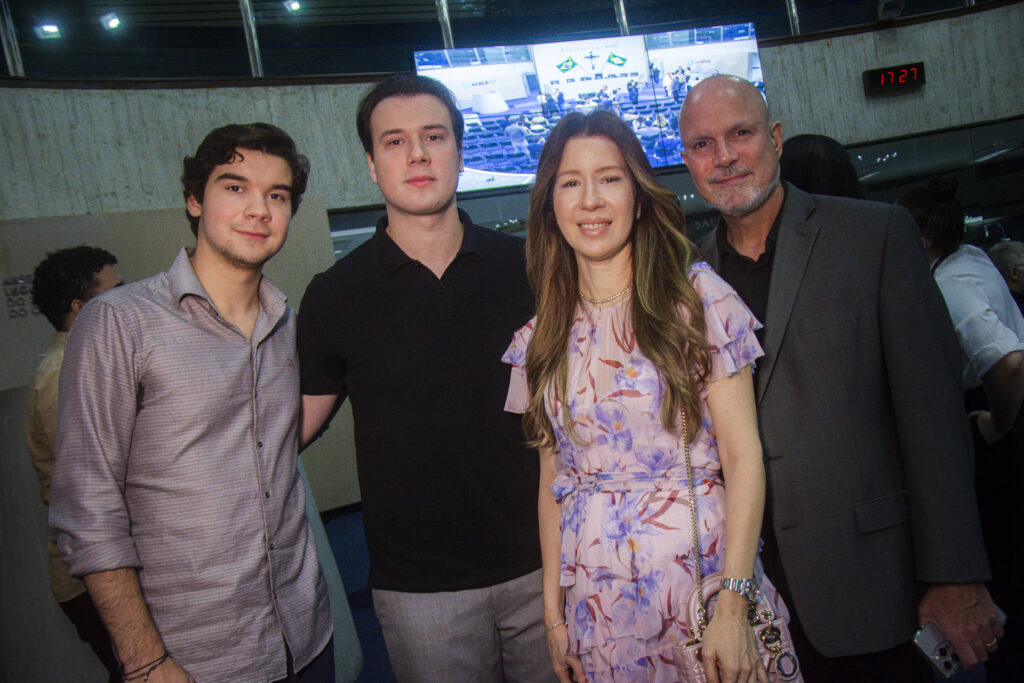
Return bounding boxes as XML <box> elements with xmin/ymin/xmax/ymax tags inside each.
<box><xmin>100</xmin><ymin>13</ymin><xmax>121</xmax><ymax>30</ymax></box>
<box><xmin>283</xmin><ymin>1</ymin><xmax>301</xmax><ymax>11</ymax></box>
<box><xmin>34</xmin><ymin>24</ymin><xmax>61</xmax><ymax>39</ymax></box>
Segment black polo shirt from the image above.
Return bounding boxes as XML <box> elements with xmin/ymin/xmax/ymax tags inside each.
<box><xmin>297</xmin><ymin>209</ymin><xmax>540</xmax><ymax>592</ymax></box>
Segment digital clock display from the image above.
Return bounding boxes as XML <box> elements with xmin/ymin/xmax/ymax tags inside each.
<box><xmin>863</xmin><ymin>62</ymin><xmax>926</xmax><ymax>95</ymax></box>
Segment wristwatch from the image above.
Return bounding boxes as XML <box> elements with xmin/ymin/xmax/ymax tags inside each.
<box><xmin>721</xmin><ymin>577</ymin><xmax>761</xmax><ymax>604</ymax></box>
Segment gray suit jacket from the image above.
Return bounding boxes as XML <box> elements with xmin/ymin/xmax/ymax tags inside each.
<box><xmin>699</xmin><ymin>183</ymin><xmax>990</xmax><ymax>656</ymax></box>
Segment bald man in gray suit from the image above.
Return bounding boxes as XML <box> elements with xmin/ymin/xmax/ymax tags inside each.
<box><xmin>679</xmin><ymin>75</ymin><xmax>1002</xmax><ymax>680</ymax></box>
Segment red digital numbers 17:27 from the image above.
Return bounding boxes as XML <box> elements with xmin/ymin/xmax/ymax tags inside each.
<box><xmin>881</xmin><ymin>66</ymin><xmax>918</xmax><ymax>85</ymax></box>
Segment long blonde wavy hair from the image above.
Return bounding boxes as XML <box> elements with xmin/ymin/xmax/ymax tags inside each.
<box><xmin>523</xmin><ymin>110</ymin><xmax>710</xmax><ymax>449</ymax></box>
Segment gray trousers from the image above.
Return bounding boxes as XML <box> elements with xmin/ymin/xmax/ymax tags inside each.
<box><xmin>372</xmin><ymin>569</ymin><xmax>553</xmax><ymax>682</ymax></box>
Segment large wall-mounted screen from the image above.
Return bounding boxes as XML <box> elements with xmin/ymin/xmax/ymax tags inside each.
<box><xmin>414</xmin><ymin>23</ymin><xmax>765</xmax><ymax>193</ymax></box>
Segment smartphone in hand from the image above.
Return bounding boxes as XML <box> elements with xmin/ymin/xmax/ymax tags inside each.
<box><xmin>913</xmin><ymin>604</ymin><xmax>1007</xmax><ymax>678</ymax></box>
<box><xmin>913</xmin><ymin>623</ymin><xmax>960</xmax><ymax>677</ymax></box>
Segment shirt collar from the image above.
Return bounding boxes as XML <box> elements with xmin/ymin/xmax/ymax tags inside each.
<box><xmin>52</xmin><ymin>330</ymin><xmax>69</xmax><ymax>352</ymax></box>
<box><xmin>374</xmin><ymin>208</ymin><xmax>481</xmax><ymax>273</ymax></box>
<box><xmin>166</xmin><ymin>246</ymin><xmax>288</xmax><ymax>321</ymax></box>
<box><xmin>716</xmin><ymin>184</ymin><xmax>788</xmax><ymax>262</ymax></box>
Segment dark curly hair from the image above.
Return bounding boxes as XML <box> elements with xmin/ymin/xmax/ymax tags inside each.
<box><xmin>181</xmin><ymin>123</ymin><xmax>310</xmax><ymax>236</ymax></box>
<box><xmin>31</xmin><ymin>246</ymin><xmax>118</xmax><ymax>331</ymax></box>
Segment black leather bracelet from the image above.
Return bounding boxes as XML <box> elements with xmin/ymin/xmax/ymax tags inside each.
<box><xmin>121</xmin><ymin>650</ymin><xmax>171</xmax><ymax>681</ymax></box>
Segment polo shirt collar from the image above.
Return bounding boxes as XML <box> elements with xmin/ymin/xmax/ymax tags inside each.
<box><xmin>166</xmin><ymin>246</ymin><xmax>288</xmax><ymax>321</ymax></box>
<box><xmin>374</xmin><ymin>208</ymin><xmax>482</xmax><ymax>273</ymax></box>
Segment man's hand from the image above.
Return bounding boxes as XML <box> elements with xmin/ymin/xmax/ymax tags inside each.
<box><xmin>918</xmin><ymin>583</ymin><xmax>1003</xmax><ymax>668</ymax></box>
<box><xmin>130</xmin><ymin>655</ymin><xmax>193</xmax><ymax>683</ymax></box>
<box><xmin>82</xmin><ymin>569</ymin><xmax>193</xmax><ymax>681</ymax></box>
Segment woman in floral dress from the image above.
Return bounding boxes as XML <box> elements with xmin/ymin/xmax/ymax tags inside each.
<box><xmin>503</xmin><ymin>111</ymin><xmax>792</xmax><ymax>683</ymax></box>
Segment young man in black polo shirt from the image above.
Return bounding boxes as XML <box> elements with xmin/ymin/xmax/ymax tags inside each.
<box><xmin>297</xmin><ymin>75</ymin><xmax>549</xmax><ymax>682</ymax></box>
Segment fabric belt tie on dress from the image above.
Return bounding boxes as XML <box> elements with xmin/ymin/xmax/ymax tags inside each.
<box><xmin>551</xmin><ymin>470</ymin><xmax>721</xmax><ymax>588</ymax></box>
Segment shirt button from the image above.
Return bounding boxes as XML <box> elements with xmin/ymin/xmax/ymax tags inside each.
<box><xmin>265</xmin><ymin>491</ymin><xmax>271</xmax><ymax>498</ymax></box>
<box><xmin>269</xmin><ymin>542</ymin><xmax>275</xmax><ymax>550</ymax></box>
<box><xmin>257</xmin><ymin>440</ymin><xmax>264</xmax><ymax>448</ymax></box>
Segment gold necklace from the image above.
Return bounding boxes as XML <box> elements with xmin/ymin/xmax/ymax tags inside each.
<box><xmin>580</xmin><ymin>284</ymin><xmax>633</xmax><ymax>305</ymax></box>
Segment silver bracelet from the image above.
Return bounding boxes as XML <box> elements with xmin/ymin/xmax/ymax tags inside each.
<box><xmin>544</xmin><ymin>618</ymin><xmax>567</xmax><ymax>633</ymax></box>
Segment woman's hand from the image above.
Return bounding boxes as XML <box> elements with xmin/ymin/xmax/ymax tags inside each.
<box><xmin>546</xmin><ymin>623</ymin><xmax>587</xmax><ymax>683</ymax></box>
<box><xmin>699</xmin><ymin>592</ymin><xmax>767</xmax><ymax>683</ymax></box>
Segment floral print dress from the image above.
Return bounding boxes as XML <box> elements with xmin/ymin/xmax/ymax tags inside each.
<box><xmin>504</xmin><ymin>262</ymin><xmax>791</xmax><ymax>683</ymax></box>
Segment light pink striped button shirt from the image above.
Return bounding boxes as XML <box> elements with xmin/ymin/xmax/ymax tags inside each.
<box><xmin>51</xmin><ymin>248</ymin><xmax>331</xmax><ymax>681</ymax></box>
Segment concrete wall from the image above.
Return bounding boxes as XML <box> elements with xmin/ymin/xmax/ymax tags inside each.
<box><xmin>0</xmin><ymin>84</ymin><xmax>379</xmax><ymax>220</ymax></box>
<box><xmin>1</xmin><ymin>3</ymin><xmax>1021</xmax><ymax>223</ymax></box>
<box><xmin>761</xmin><ymin>3</ymin><xmax>1024</xmax><ymax>144</ymax></box>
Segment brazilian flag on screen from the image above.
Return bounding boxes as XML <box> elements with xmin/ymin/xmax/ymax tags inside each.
<box><xmin>607</xmin><ymin>53</ymin><xmax>627</xmax><ymax>67</ymax></box>
<box><xmin>557</xmin><ymin>57</ymin><xmax>577</xmax><ymax>72</ymax></box>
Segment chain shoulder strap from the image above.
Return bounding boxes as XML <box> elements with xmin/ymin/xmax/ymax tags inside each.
<box><xmin>682</xmin><ymin>409</ymin><xmax>708</xmax><ymax>637</ymax></box>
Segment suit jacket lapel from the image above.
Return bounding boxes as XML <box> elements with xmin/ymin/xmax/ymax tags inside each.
<box><xmin>697</xmin><ymin>218</ymin><xmax>725</xmax><ymax>272</ymax></box>
<box><xmin>756</xmin><ymin>184</ymin><xmax>821</xmax><ymax>404</ymax></box>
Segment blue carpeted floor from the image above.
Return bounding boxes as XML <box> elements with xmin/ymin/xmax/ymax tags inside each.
<box><xmin>322</xmin><ymin>505</ymin><xmax>396</xmax><ymax>682</ymax></box>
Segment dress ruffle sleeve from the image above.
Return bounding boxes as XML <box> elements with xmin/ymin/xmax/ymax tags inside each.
<box><xmin>690</xmin><ymin>261</ymin><xmax>765</xmax><ymax>381</ymax></box>
<box><xmin>501</xmin><ymin>318</ymin><xmax>536</xmax><ymax>414</ymax></box>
